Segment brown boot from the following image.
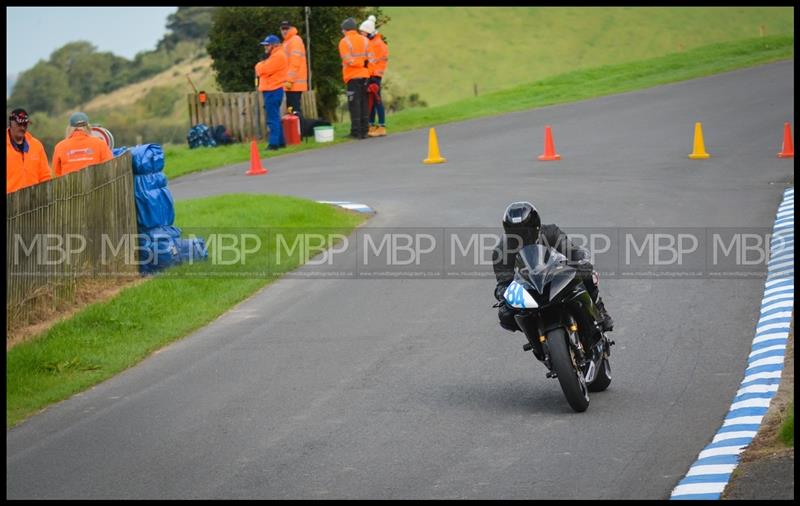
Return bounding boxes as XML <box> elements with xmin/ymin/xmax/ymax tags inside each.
<box><xmin>375</xmin><ymin>125</ymin><xmax>387</xmax><ymax>137</ymax></box>
<box><xmin>367</xmin><ymin>125</ymin><xmax>380</xmax><ymax>137</ymax></box>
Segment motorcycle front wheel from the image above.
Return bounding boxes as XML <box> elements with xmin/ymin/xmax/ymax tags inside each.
<box><xmin>547</xmin><ymin>327</ymin><xmax>590</xmax><ymax>412</ymax></box>
<box><xmin>588</xmin><ymin>354</ymin><xmax>612</xmax><ymax>392</ymax></box>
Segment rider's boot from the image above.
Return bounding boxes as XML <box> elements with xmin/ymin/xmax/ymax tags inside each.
<box><xmin>595</xmin><ymin>297</ymin><xmax>614</xmax><ymax>332</ymax></box>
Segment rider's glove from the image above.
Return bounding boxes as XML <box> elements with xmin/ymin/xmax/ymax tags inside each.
<box><xmin>574</xmin><ymin>259</ymin><xmax>593</xmax><ymax>279</ymax></box>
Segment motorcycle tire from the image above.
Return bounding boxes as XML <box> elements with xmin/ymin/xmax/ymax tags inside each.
<box><xmin>588</xmin><ymin>355</ymin><xmax>612</xmax><ymax>392</ymax></box>
<box><xmin>547</xmin><ymin>327</ymin><xmax>590</xmax><ymax>412</ymax></box>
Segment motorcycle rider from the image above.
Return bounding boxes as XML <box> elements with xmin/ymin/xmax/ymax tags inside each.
<box><xmin>492</xmin><ymin>201</ymin><xmax>614</xmax><ymax>333</ymax></box>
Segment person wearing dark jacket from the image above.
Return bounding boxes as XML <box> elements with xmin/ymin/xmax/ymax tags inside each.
<box><xmin>492</xmin><ymin>201</ymin><xmax>614</xmax><ymax>333</ymax></box>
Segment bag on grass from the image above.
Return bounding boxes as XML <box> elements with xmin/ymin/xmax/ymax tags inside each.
<box><xmin>211</xmin><ymin>125</ymin><xmax>234</xmax><ymax>145</ymax></box>
<box><xmin>187</xmin><ymin>124</ymin><xmax>217</xmax><ymax>149</ymax></box>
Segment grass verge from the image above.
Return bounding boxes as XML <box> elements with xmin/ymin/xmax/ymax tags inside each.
<box><xmin>162</xmin><ymin>35</ymin><xmax>793</xmax><ymax>179</ymax></box>
<box><xmin>6</xmin><ymin>194</ymin><xmax>367</xmax><ymax>428</ymax></box>
<box><xmin>778</xmin><ymin>399</ymin><xmax>793</xmax><ymax>447</ymax></box>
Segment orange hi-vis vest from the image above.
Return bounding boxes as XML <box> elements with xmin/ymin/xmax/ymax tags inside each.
<box><xmin>52</xmin><ymin>129</ymin><xmax>113</xmax><ymax>177</ymax></box>
<box><xmin>256</xmin><ymin>46</ymin><xmax>289</xmax><ymax>92</ymax></box>
<box><xmin>282</xmin><ymin>27</ymin><xmax>308</xmax><ymax>92</ymax></box>
<box><xmin>367</xmin><ymin>33</ymin><xmax>389</xmax><ymax>78</ymax></box>
<box><xmin>339</xmin><ymin>30</ymin><xmax>370</xmax><ymax>83</ymax></box>
<box><xmin>6</xmin><ymin>129</ymin><xmax>51</xmax><ymax>194</ymax></box>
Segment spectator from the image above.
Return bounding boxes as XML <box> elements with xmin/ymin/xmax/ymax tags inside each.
<box><xmin>256</xmin><ymin>34</ymin><xmax>289</xmax><ymax>151</ymax></box>
<box><xmin>280</xmin><ymin>20</ymin><xmax>308</xmax><ymax>125</ymax></box>
<box><xmin>52</xmin><ymin>112</ymin><xmax>113</xmax><ymax>177</ymax></box>
<box><xmin>6</xmin><ymin>108</ymin><xmax>51</xmax><ymax>194</ymax></box>
<box><xmin>360</xmin><ymin>15</ymin><xmax>389</xmax><ymax>137</ymax></box>
<box><xmin>338</xmin><ymin>17</ymin><xmax>371</xmax><ymax>139</ymax></box>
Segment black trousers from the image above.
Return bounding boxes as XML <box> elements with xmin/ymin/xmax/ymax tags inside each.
<box><xmin>346</xmin><ymin>78</ymin><xmax>369</xmax><ymax>138</ymax></box>
<box><xmin>285</xmin><ymin>91</ymin><xmax>303</xmax><ymax>121</ymax></box>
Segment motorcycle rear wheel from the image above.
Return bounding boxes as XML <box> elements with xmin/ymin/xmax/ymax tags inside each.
<box><xmin>547</xmin><ymin>327</ymin><xmax>590</xmax><ymax>412</ymax></box>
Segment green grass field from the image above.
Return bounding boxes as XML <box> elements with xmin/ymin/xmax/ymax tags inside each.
<box><xmin>162</xmin><ymin>35</ymin><xmax>793</xmax><ymax>179</ymax></box>
<box><xmin>380</xmin><ymin>6</ymin><xmax>793</xmax><ymax>106</ymax></box>
<box><xmin>6</xmin><ymin>195</ymin><xmax>367</xmax><ymax>427</ymax></box>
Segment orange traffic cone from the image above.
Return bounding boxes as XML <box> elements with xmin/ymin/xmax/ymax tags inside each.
<box><xmin>538</xmin><ymin>125</ymin><xmax>561</xmax><ymax>161</ymax></box>
<box><xmin>777</xmin><ymin>122</ymin><xmax>794</xmax><ymax>158</ymax></box>
<box><xmin>246</xmin><ymin>138</ymin><xmax>268</xmax><ymax>176</ymax></box>
<box><xmin>688</xmin><ymin>122</ymin><xmax>710</xmax><ymax>159</ymax></box>
<box><xmin>423</xmin><ymin>128</ymin><xmax>446</xmax><ymax>164</ymax></box>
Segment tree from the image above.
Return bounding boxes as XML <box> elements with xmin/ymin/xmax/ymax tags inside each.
<box><xmin>159</xmin><ymin>7</ymin><xmax>217</xmax><ymax>51</ymax></box>
<box><xmin>207</xmin><ymin>6</ymin><xmax>387</xmax><ymax>122</ymax></box>
<box><xmin>8</xmin><ymin>62</ymin><xmax>72</xmax><ymax>114</ymax></box>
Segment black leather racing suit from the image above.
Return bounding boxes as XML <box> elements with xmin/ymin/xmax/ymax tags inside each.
<box><xmin>492</xmin><ymin>224</ymin><xmax>600</xmax><ymax>331</ymax></box>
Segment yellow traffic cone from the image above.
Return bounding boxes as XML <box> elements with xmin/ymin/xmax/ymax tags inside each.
<box><xmin>688</xmin><ymin>122</ymin><xmax>710</xmax><ymax>159</ymax></box>
<box><xmin>423</xmin><ymin>128</ymin><xmax>446</xmax><ymax>164</ymax></box>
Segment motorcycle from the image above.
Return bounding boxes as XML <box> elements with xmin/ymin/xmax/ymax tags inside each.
<box><xmin>496</xmin><ymin>244</ymin><xmax>615</xmax><ymax>412</ymax></box>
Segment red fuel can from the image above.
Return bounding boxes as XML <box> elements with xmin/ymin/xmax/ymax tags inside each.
<box><xmin>281</xmin><ymin>112</ymin><xmax>301</xmax><ymax>145</ymax></box>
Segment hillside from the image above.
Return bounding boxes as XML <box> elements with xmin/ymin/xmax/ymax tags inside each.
<box><xmin>83</xmin><ymin>56</ymin><xmax>218</xmax><ymax>114</ymax></box>
<box><xmin>380</xmin><ymin>6</ymin><xmax>794</xmax><ymax>106</ymax></box>
<box><xmin>45</xmin><ymin>6</ymin><xmax>794</xmax><ymax>148</ymax></box>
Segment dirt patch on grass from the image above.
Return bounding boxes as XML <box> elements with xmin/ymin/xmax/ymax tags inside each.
<box><xmin>7</xmin><ymin>275</ymin><xmax>146</xmax><ymax>351</ymax></box>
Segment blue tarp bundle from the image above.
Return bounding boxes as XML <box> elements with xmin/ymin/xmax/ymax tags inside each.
<box><xmin>131</xmin><ymin>144</ymin><xmax>165</xmax><ymax>175</ymax></box>
<box><xmin>129</xmin><ymin>144</ymin><xmax>207</xmax><ymax>274</ymax></box>
<box><xmin>134</xmin><ymin>185</ymin><xmax>175</xmax><ymax>229</ymax></box>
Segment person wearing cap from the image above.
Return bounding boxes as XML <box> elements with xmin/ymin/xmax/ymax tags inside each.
<box><xmin>359</xmin><ymin>15</ymin><xmax>389</xmax><ymax>137</ymax></box>
<box><xmin>7</xmin><ymin>108</ymin><xmax>52</xmax><ymax>194</ymax></box>
<box><xmin>51</xmin><ymin>112</ymin><xmax>113</xmax><ymax>177</ymax></box>
<box><xmin>338</xmin><ymin>17</ymin><xmax>371</xmax><ymax>139</ymax></box>
<box><xmin>280</xmin><ymin>20</ymin><xmax>308</xmax><ymax>124</ymax></box>
<box><xmin>256</xmin><ymin>34</ymin><xmax>289</xmax><ymax>150</ymax></box>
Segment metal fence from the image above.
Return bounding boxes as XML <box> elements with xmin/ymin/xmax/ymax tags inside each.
<box><xmin>187</xmin><ymin>90</ymin><xmax>318</xmax><ymax>142</ymax></box>
<box><xmin>6</xmin><ymin>152</ymin><xmax>138</xmax><ymax>328</ymax></box>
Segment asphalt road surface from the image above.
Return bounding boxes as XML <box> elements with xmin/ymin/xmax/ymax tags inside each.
<box><xmin>6</xmin><ymin>60</ymin><xmax>794</xmax><ymax>499</ymax></box>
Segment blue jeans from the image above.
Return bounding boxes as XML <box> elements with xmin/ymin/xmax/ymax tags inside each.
<box><xmin>263</xmin><ymin>88</ymin><xmax>285</xmax><ymax>146</ymax></box>
<box><xmin>369</xmin><ymin>77</ymin><xmax>385</xmax><ymax>126</ymax></box>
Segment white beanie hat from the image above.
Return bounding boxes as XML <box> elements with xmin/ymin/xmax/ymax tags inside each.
<box><xmin>359</xmin><ymin>15</ymin><xmax>377</xmax><ymax>35</ymax></box>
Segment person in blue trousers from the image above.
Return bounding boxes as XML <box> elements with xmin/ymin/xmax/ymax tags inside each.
<box><xmin>255</xmin><ymin>35</ymin><xmax>289</xmax><ymax>150</ymax></box>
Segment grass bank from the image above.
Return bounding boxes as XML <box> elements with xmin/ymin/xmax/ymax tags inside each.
<box><xmin>162</xmin><ymin>35</ymin><xmax>793</xmax><ymax>179</ymax></box>
<box><xmin>382</xmin><ymin>6</ymin><xmax>793</xmax><ymax>106</ymax></box>
<box><xmin>6</xmin><ymin>195</ymin><xmax>367</xmax><ymax>428</ymax></box>
<box><xmin>778</xmin><ymin>399</ymin><xmax>793</xmax><ymax>447</ymax></box>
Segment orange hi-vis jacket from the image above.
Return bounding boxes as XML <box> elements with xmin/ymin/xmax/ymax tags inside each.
<box><xmin>52</xmin><ymin>129</ymin><xmax>113</xmax><ymax>177</ymax></box>
<box><xmin>339</xmin><ymin>30</ymin><xmax>371</xmax><ymax>83</ymax></box>
<box><xmin>282</xmin><ymin>27</ymin><xmax>308</xmax><ymax>92</ymax></box>
<box><xmin>367</xmin><ymin>33</ymin><xmax>389</xmax><ymax>78</ymax></box>
<box><xmin>256</xmin><ymin>46</ymin><xmax>289</xmax><ymax>92</ymax></box>
<box><xmin>7</xmin><ymin>129</ymin><xmax>51</xmax><ymax>194</ymax></box>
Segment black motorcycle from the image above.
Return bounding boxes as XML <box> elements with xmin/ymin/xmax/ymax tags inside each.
<box><xmin>497</xmin><ymin>244</ymin><xmax>614</xmax><ymax>412</ymax></box>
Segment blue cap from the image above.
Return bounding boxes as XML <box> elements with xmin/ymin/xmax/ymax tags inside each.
<box><xmin>260</xmin><ymin>35</ymin><xmax>281</xmax><ymax>46</ymax></box>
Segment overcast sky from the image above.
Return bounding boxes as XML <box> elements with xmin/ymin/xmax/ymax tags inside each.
<box><xmin>6</xmin><ymin>6</ymin><xmax>178</xmax><ymax>76</ymax></box>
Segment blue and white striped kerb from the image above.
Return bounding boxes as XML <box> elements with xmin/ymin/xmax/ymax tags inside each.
<box><xmin>670</xmin><ymin>187</ymin><xmax>794</xmax><ymax>500</ymax></box>
<box><xmin>317</xmin><ymin>201</ymin><xmax>375</xmax><ymax>214</ymax></box>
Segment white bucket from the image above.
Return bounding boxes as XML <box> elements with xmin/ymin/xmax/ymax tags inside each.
<box><xmin>314</xmin><ymin>125</ymin><xmax>334</xmax><ymax>143</ymax></box>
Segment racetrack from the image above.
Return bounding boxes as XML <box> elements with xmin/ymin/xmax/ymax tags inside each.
<box><xmin>6</xmin><ymin>60</ymin><xmax>794</xmax><ymax>499</ymax></box>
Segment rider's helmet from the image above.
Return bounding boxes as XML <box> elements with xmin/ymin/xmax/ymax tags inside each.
<box><xmin>502</xmin><ymin>201</ymin><xmax>541</xmax><ymax>246</ymax></box>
